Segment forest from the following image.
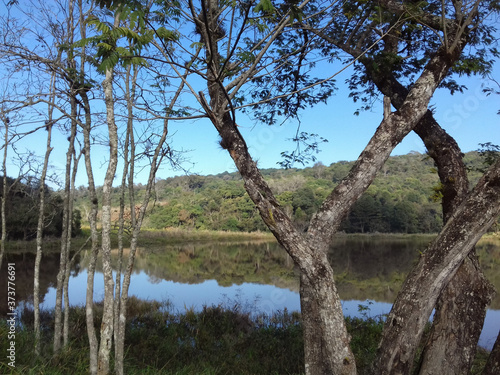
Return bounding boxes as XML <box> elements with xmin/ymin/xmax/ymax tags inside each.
<box><xmin>3</xmin><ymin>150</ymin><xmax>497</xmax><ymax>239</ymax></box>
<box><xmin>107</xmin><ymin>151</ymin><xmax>491</xmax><ymax>234</ymax></box>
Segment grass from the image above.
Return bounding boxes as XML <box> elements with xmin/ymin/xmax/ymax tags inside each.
<box><xmin>1</xmin><ymin>297</ymin><xmax>493</xmax><ymax>374</ymax></box>
<box><xmin>0</xmin><ymin>297</ymin><xmax>389</xmax><ymax>375</ymax></box>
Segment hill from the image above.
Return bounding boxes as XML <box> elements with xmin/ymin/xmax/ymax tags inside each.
<box><xmin>75</xmin><ymin>151</ymin><xmax>490</xmax><ymax>234</ymax></box>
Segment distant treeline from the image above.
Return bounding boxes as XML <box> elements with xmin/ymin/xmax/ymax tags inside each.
<box><xmin>72</xmin><ymin>151</ymin><xmax>488</xmax><ymax>234</ymax></box>
<box><xmin>0</xmin><ymin>176</ymin><xmax>82</xmax><ymax>240</ymax></box>
<box><xmin>5</xmin><ymin>152</ymin><xmax>494</xmax><ymax>239</ymax></box>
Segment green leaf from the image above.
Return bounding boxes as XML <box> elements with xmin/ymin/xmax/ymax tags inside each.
<box><xmin>156</xmin><ymin>27</ymin><xmax>178</xmax><ymax>42</ymax></box>
<box><xmin>253</xmin><ymin>0</ymin><xmax>275</xmax><ymax>14</ymax></box>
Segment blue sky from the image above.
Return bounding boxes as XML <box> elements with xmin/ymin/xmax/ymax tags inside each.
<box><xmin>15</xmin><ymin>63</ymin><xmax>498</xmax><ymax>189</ymax></box>
<box><xmin>2</xmin><ymin>0</ymin><xmax>498</xmax><ymax>188</ymax></box>
<box><xmin>145</xmin><ymin>67</ymin><xmax>499</xmax><ymax>180</ymax></box>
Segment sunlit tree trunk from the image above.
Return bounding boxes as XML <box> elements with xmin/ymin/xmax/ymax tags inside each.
<box><xmin>97</xmin><ymin>14</ymin><xmax>120</xmax><ymax>374</ymax></box>
<box><xmin>34</xmin><ymin>73</ymin><xmax>56</xmax><ymax>355</ymax></box>
<box><xmin>81</xmin><ymin>89</ymin><xmax>100</xmax><ymax>375</ymax></box>
<box><xmin>62</xmin><ymin>97</ymin><xmax>78</xmax><ymax>348</ymax></box>
<box><xmin>0</xmin><ymin>114</ymin><xmax>8</xmax><ymax>272</ymax></box>
<box><xmin>73</xmin><ymin>1</ymin><xmax>99</xmax><ymax>372</ymax></box>
<box><xmin>62</xmin><ymin>0</ymin><xmax>78</xmax><ymax>348</ymax></box>
<box><xmin>113</xmin><ymin>65</ymin><xmax>134</xmax><ymax>375</ymax></box>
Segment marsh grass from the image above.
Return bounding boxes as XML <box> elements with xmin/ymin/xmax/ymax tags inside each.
<box><xmin>136</xmin><ymin>228</ymin><xmax>275</xmax><ymax>247</ymax></box>
<box><xmin>1</xmin><ymin>297</ymin><xmax>394</xmax><ymax>375</ymax></box>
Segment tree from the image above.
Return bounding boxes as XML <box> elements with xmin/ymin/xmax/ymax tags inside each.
<box><xmin>88</xmin><ymin>0</ymin><xmax>500</xmax><ymax>373</ymax></box>
<box><xmin>308</xmin><ymin>1</ymin><xmax>498</xmax><ymax>372</ymax></box>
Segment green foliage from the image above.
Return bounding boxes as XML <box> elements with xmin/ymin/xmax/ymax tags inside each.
<box><xmin>253</xmin><ymin>0</ymin><xmax>275</xmax><ymax>14</ymax></box>
<box><xmin>74</xmin><ymin>151</ymin><xmax>488</xmax><ymax>234</ymax></box>
<box><xmin>478</xmin><ymin>142</ymin><xmax>500</xmax><ymax>170</ymax></box>
<box><xmin>75</xmin><ymin>2</ymin><xmax>178</xmax><ymax>73</ymax></box>
<box><xmin>0</xmin><ymin>176</ymin><xmax>69</xmax><ymax>240</ymax></box>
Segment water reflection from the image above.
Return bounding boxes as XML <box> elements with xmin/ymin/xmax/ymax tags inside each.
<box><xmin>1</xmin><ymin>235</ymin><xmax>499</xmax><ymax>349</ymax></box>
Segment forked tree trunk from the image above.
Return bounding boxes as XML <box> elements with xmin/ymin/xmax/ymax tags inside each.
<box><xmin>373</xmin><ymin>157</ymin><xmax>500</xmax><ymax>374</ymax></box>
<box><xmin>193</xmin><ymin>0</ymin><xmax>469</xmax><ymax>371</ymax></box>
<box><xmin>367</xmin><ymin>72</ymin><xmax>495</xmax><ymax>375</ymax></box>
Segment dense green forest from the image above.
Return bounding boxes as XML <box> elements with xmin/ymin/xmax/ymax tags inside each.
<box><xmin>2</xmin><ymin>151</ymin><xmax>493</xmax><ymax>238</ymax></box>
<box><xmin>70</xmin><ymin>151</ymin><xmax>490</xmax><ymax>234</ymax></box>
<box><xmin>0</xmin><ymin>176</ymin><xmax>81</xmax><ymax>240</ymax></box>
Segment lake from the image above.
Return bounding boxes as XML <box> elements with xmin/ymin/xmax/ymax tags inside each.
<box><xmin>1</xmin><ymin>234</ymin><xmax>499</xmax><ymax>349</ymax></box>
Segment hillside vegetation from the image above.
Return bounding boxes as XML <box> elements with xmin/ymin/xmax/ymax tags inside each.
<box><xmin>73</xmin><ymin>151</ymin><xmax>490</xmax><ymax>235</ymax></box>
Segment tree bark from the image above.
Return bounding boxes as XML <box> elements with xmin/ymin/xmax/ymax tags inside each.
<box><xmin>62</xmin><ymin>97</ymin><xmax>78</xmax><ymax>349</ymax></box>
<box><xmin>363</xmin><ymin>65</ymin><xmax>495</xmax><ymax>375</ymax></box>
<box><xmin>98</xmin><ymin>41</ymin><xmax>119</xmax><ymax>374</ymax></box>
<box><xmin>418</xmin><ymin>252</ymin><xmax>493</xmax><ymax>374</ymax></box>
<box><xmin>114</xmin><ymin>64</ymin><xmax>135</xmax><ymax>375</ymax></box>
<box><xmin>484</xmin><ymin>331</ymin><xmax>500</xmax><ymax>375</ymax></box>
<box><xmin>81</xmin><ymin>90</ymin><xmax>100</xmax><ymax>375</ymax></box>
<box><xmin>373</xmin><ymin>157</ymin><xmax>500</xmax><ymax>374</ymax></box>
<box><xmin>75</xmin><ymin>1</ymin><xmax>99</xmax><ymax>372</ymax></box>
<box><xmin>34</xmin><ymin>96</ymin><xmax>54</xmax><ymax>355</ymax></box>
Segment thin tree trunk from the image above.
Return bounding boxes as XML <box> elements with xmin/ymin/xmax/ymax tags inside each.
<box><xmin>62</xmin><ymin>98</ymin><xmax>78</xmax><ymax>348</ymax></box>
<box><xmin>98</xmin><ymin>14</ymin><xmax>120</xmax><ymax>374</ymax></box>
<box><xmin>0</xmin><ymin>116</ymin><xmax>8</xmax><ymax>273</ymax></box>
<box><xmin>113</xmin><ymin>64</ymin><xmax>133</xmax><ymax>375</ymax></box>
<box><xmin>81</xmin><ymin>90</ymin><xmax>100</xmax><ymax>375</ymax></box>
<box><xmin>62</xmin><ymin>0</ymin><xmax>77</xmax><ymax>348</ymax></box>
<box><xmin>34</xmin><ymin>92</ymin><xmax>55</xmax><ymax>355</ymax></box>
<box><xmin>76</xmin><ymin>1</ymin><xmax>99</xmax><ymax>372</ymax></box>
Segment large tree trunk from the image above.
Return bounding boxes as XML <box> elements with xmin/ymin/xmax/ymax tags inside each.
<box><xmin>418</xmin><ymin>252</ymin><xmax>493</xmax><ymax>374</ymax></box>
<box><xmin>300</xmin><ymin>272</ymin><xmax>355</xmax><ymax>374</ymax></box>
<box><xmin>366</xmin><ymin>68</ymin><xmax>494</xmax><ymax>374</ymax></box>
<box><xmin>484</xmin><ymin>332</ymin><xmax>500</xmax><ymax>375</ymax></box>
<box><xmin>373</xmin><ymin>156</ymin><xmax>500</xmax><ymax>374</ymax></box>
<box><xmin>193</xmin><ymin>0</ymin><xmax>469</xmax><ymax>371</ymax></box>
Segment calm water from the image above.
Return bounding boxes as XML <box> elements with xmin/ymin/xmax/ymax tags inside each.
<box><xmin>1</xmin><ymin>235</ymin><xmax>499</xmax><ymax>349</ymax></box>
